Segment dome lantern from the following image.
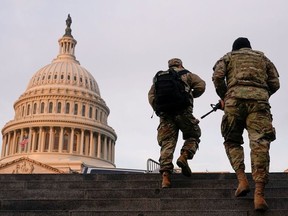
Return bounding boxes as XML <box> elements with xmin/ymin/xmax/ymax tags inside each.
<box><xmin>54</xmin><ymin>14</ymin><xmax>79</xmax><ymax>64</ymax></box>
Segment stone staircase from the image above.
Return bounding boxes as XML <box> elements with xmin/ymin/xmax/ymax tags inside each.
<box><xmin>0</xmin><ymin>172</ymin><xmax>287</xmax><ymax>215</ymax></box>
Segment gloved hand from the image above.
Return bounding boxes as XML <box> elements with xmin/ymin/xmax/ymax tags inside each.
<box><xmin>219</xmin><ymin>99</ymin><xmax>225</xmax><ymax>110</ymax></box>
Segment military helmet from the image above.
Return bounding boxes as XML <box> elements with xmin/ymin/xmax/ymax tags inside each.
<box><xmin>168</xmin><ymin>58</ymin><xmax>183</xmax><ymax>68</ymax></box>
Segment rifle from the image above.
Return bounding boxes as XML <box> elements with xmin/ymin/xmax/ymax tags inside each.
<box><xmin>201</xmin><ymin>101</ymin><xmax>222</xmax><ymax>119</ymax></box>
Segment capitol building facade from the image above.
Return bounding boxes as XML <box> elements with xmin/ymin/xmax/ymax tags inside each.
<box><xmin>0</xmin><ymin>15</ymin><xmax>117</xmax><ymax>174</ymax></box>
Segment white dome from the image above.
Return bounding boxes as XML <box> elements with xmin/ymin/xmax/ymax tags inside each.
<box><xmin>27</xmin><ymin>60</ymin><xmax>101</xmax><ymax>96</ymax></box>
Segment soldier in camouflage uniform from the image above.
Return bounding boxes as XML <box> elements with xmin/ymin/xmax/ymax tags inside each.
<box><xmin>212</xmin><ymin>37</ymin><xmax>280</xmax><ymax>211</ymax></box>
<box><xmin>148</xmin><ymin>58</ymin><xmax>205</xmax><ymax>188</ymax></box>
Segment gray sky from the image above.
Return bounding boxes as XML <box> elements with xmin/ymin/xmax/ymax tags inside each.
<box><xmin>1</xmin><ymin>0</ymin><xmax>287</xmax><ymax>172</ymax></box>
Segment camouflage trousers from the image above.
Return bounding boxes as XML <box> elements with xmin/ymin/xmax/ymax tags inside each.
<box><xmin>157</xmin><ymin>110</ymin><xmax>201</xmax><ymax>173</ymax></box>
<box><xmin>221</xmin><ymin>98</ymin><xmax>276</xmax><ymax>183</ymax></box>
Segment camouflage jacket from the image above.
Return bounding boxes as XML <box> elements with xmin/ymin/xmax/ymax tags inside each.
<box><xmin>212</xmin><ymin>48</ymin><xmax>280</xmax><ymax>101</ymax></box>
<box><xmin>148</xmin><ymin>67</ymin><xmax>206</xmax><ymax>111</ymax></box>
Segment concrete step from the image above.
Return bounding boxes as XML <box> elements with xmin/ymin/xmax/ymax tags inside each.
<box><xmin>0</xmin><ymin>172</ymin><xmax>286</xmax><ymax>182</ymax></box>
<box><xmin>0</xmin><ymin>173</ymin><xmax>287</xmax><ymax>190</ymax></box>
<box><xmin>0</xmin><ymin>210</ymin><xmax>288</xmax><ymax>216</ymax></box>
<box><xmin>69</xmin><ymin>210</ymin><xmax>288</xmax><ymax>216</ymax></box>
<box><xmin>1</xmin><ymin>198</ymin><xmax>288</xmax><ymax>211</ymax></box>
<box><xmin>1</xmin><ymin>187</ymin><xmax>287</xmax><ymax>200</ymax></box>
<box><xmin>0</xmin><ymin>173</ymin><xmax>287</xmax><ymax>215</ymax></box>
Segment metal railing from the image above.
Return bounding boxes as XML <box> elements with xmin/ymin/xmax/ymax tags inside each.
<box><xmin>146</xmin><ymin>158</ymin><xmax>160</xmax><ymax>173</ymax></box>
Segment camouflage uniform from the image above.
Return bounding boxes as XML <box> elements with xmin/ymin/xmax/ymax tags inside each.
<box><xmin>213</xmin><ymin>47</ymin><xmax>280</xmax><ymax>183</ymax></box>
<box><xmin>148</xmin><ymin>59</ymin><xmax>205</xmax><ymax>173</ymax></box>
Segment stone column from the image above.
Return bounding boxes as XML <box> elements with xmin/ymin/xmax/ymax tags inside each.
<box><xmin>1</xmin><ymin>134</ymin><xmax>8</xmax><ymax>157</ymax></box>
<box><xmin>9</xmin><ymin>132</ymin><xmax>13</xmax><ymax>155</ymax></box>
<box><xmin>11</xmin><ymin>132</ymin><xmax>16</xmax><ymax>155</ymax></box>
<box><xmin>80</xmin><ymin>129</ymin><xmax>84</xmax><ymax>155</ymax></box>
<box><xmin>31</xmin><ymin>128</ymin><xmax>36</xmax><ymax>152</ymax></box>
<box><xmin>26</xmin><ymin>128</ymin><xmax>32</xmax><ymax>153</ymax></box>
<box><xmin>104</xmin><ymin>136</ymin><xmax>107</xmax><ymax>160</ymax></box>
<box><xmin>89</xmin><ymin>130</ymin><xmax>94</xmax><ymax>157</ymax></box>
<box><xmin>59</xmin><ymin>127</ymin><xmax>64</xmax><ymax>153</ymax></box>
<box><xmin>6</xmin><ymin>133</ymin><xmax>10</xmax><ymax>155</ymax></box>
<box><xmin>39</xmin><ymin>127</ymin><xmax>44</xmax><ymax>152</ymax></box>
<box><xmin>70</xmin><ymin>128</ymin><xmax>74</xmax><ymax>154</ymax></box>
<box><xmin>1</xmin><ymin>135</ymin><xmax>5</xmax><ymax>157</ymax></box>
<box><xmin>84</xmin><ymin>134</ymin><xmax>89</xmax><ymax>155</ymax></box>
<box><xmin>108</xmin><ymin>138</ymin><xmax>112</xmax><ymax>161</ymax></box>
<box><xmin>48</xmin><ymin>127</ymin><xmax>53</xmax><ymax>152</ymax></box>
<box><xmin>112</xmin><ymin>140</ymin><xmax>115</xmax><ymax>163</ymax></box>
<box><xmin>34</xmin><ymin>127</ymin><xmax>44</xmax><ymax>151</ymax></box>
<box><xmin>19</xmin><ymin>129</ymin><xmax>24</xmax><ymax>153</ymax></box>
<box><xmin>97</xmin><ymin>133</ymin><xmax>101</xmax><ymax>158</ymax></box>
<box><xmin>9</xmin><ymin>132</ymin><xmax>14</xmax><ymax>155</ymax></box>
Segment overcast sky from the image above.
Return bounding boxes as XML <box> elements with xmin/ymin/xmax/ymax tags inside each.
<box><xmin>1</xmin><ymin>0</ymin><xmax>287</xmax><ymax>173</ymax></box>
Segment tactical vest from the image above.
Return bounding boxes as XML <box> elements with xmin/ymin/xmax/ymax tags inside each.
<box><xmin>225</xmin><ymin>49</ymin><xmax>269</xmax><ymax>100</ymax></box>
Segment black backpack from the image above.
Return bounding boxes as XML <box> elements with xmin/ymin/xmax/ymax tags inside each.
<box><xmin>154</xmin><ymin>69</ymin><xmax>192</xmax><ymax>115</ymax></box>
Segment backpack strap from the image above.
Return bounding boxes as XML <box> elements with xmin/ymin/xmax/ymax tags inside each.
<box><xmin>177</xmin><ymin>69</ymin><xmax>190</xmax><ymax>76</ymax></box>
<box><xmin>177</xmin><ymin>69</ymin><xmax>192</xmax><ymax>94</ymax></box>
<box><xmin>153</xmin><ymin>69</ymin><xmax>190</xmax><ymax>83</ymax></box>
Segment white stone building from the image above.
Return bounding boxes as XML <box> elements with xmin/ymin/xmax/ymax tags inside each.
<box><xmin>0</xmin><ymin>15</ymin><xmax>117</xmax><ymax>174</ymax></box>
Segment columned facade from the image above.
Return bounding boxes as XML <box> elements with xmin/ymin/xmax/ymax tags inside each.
<box><xmin>0</xmin><ymin>15</ymin><xmax>117</xmax><ymax>173</ymax></box>
<box><xmin>1</xmin><ymin>126</ymin><xmax>115</xmax><ymax>163</ymax></box>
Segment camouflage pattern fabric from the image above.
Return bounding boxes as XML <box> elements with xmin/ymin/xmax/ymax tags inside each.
<box><xmin>149</xmin><ymin>63</ymin><xmax>205</xmax><ymax>174</ymax></box>
<box><xmin>213</xmin><ymin>47</ymin><xmax>279</xmax><ymax>184</ymax></box>
<box><xmin>157</xmin><ymin>108</ymin><xmax>201</xmax><ymax>173</ymax></box>
<box><xmin>221</xmin><ymin>99</ymin><xmax>275</xmax><ymax>183</ymax></box>
<box><xmin>212</xmin><ymin>48</ymin><xmax>279</xmax><ymax>100</ymax></box>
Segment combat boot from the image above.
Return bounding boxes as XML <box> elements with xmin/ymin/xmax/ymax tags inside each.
<box><xmin>235</xmin><ymin>169</ymin><xmax>250</xmax><ymax>197</ymax></box>
<box><xmin>254</xmin><ymin>182</ymin><xmax>268</xmax><ymax>211</ymax></box>
<box><xmin>176</xmin><ymin>151</ymin><xmax>192</xmax><ymax>177</ymax></box>
<box><xmin>161</xmin><ymin>171</ymin><xmax>171</xmax><ymax>188</ymax></box>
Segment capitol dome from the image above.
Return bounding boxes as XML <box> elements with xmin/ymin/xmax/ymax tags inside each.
<box><xmin>0</xmin><ymin>15</ymin><xmax>117</xmax><ymax>173</ymax></box>
<box><xmin>26</xmin><ymin>45</ymin><xmax>101</xmax><ymax>96</ymax></box>
<box><xmin>27</xmin><ymin>61</ymin><xmax>101</xmax><ymax>96</ymax></box>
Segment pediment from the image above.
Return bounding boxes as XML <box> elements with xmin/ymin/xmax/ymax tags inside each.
<box><xmin>0</xmin><ymin>157</ymin><xmax>65</xmax><ymax>174</ymax></box>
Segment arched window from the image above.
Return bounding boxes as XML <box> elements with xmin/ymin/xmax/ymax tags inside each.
<box><xmin>89</xmin><ymin>107</ymin><xmax>93</xmax><ymax>118</ymax></box>
<box><xmin>100</xmin><ymin>111</ymin><xmax>103</xmax><ymax>122</ymax></box>
<box><xmin>33</xmin><ymin>103</ymin><xmax>37</xmax><ymax>114</ymax></box>
<box><xmin>65</xmin><ymin>103</ymin><xmax>70</xmax><ymax>114</ymax></box>
<box><xmin>49</xmin><ymin>102</ymin><xmax>53</xmax><ymax>113</ymax></box>
<box><xmin>27</xmin><ymin>104</ymin><xmax>31</xmax><ymax>115</ymax></box>
<box><xmin>40</xmin><ymin>102</ymin><xmax>45</xmax><ymax>113</ymax></box>
<box><xmin>74</xmin><ymin>104</ymin><xmax>78</xmax><ymax>115</ymax></box>
<box><xmin>82</xmin><ymin>105</ymin><xmax>86</xmax><ymax>117</ymax></box>
<box><xmin>57</xmin><ymin>102</ymin><xmax>62</xmax><ymax>113</ymax></box>
<box><xmin>22</xmin><ymin>106</ymin><xmax>25</xmax><ymax>117</ymax></box>
<box><xmin>95</xmin><ymin>109</ymin><xmax>98</xmax><ymax>120</ymax></box>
